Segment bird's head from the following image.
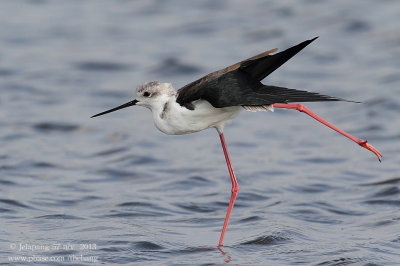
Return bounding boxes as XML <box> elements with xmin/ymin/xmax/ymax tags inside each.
<box><xmin>91</xmin><ymin>81</ymin><xmax>175</xmax><ymax>118</ymax></box>
<box><xmin>135</xmin><ymin>81</ymin><xmax>174</xmax><ymax>109</ymax></box>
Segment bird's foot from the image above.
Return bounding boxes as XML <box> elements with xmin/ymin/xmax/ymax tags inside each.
<box><xmin>358</xmin><ymin>140</ymin><xmax>382</xmax><ymax>162</ymax></box>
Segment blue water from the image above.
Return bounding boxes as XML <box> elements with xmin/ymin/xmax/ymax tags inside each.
<box><xmin>1</xmin><ymin>0</ymin><xmax>400</xmax><ymax>265</ymax></box>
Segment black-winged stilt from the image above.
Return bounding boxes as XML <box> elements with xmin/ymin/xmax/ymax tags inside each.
<box><xmin>92</xmin><ymin>37</ymin><xmax>382</xmax><ymax>247</ymax></box>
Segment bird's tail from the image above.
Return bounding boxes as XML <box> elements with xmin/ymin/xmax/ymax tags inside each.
<box><xmin>256</xmin><ymin>85</ymin><xmax>357</xmax><ymax>104</ymax></box>
<box><xmin>241</xmin><ymin>37</ymin><xmax>318</xmax><ymax>81</ymax></box>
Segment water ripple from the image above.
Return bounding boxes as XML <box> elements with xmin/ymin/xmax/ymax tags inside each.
<box><xmin>93</xmin><ymin>147</ymin><xmax>129</xmax><ymax>157</ymax></box>
<box><xmin>33</xmin><ymin>122</ymin><xmax>80</xmax><ymax>133</ymax></box>
<box><xmin>289</xmin><ymin>209</ymin><xmax>342</xmax><ymax>224</ymax></box>
<box><xmin>164</xmin><ymin>175</ymin><xmax>213</xmax><ymax>190</ymax></box>
<box><xmin>0</xmin><ymin>198</ymin><xmax>32</xmax><ymax>209</ymax></box>
<box><xmin>238</xmin><ymin>215</ymin><xmax>262</xmax><ymax>223</ymax></box>
<box><xmin>238</xmin><ymin>191</ymin><xmax>269</xmax><ymax>201</ymax></box>
<box><xmin>300</xmin><ymin>157</ymin><xmax>346</xmax><ymax>164</ymax></box>
<box><xmin>316</xmin><ymin>256</ymin><xmax>369</xmax><ymax>266</ymax></box>
<box><xmin>116</xmin><ymin>201</ymin><xmax>155</xmax><ymax>207</ymax></box>
<box><xmin>111</xmin><ymin>154</ymin><xmax>161</xmax><ymax>165</ymax></box>
<box><xmin>241</xmin><ymin>234</ymin><xmax>289</xmax><ymax>245</ymax></box>
<box><xmin>370</xmin><ymin>186</ymin><xmax>400</xmax><ymax>197</ymax></box>
<box><xmin>0</xmin><ymin>207</ymin><xmax>14</xmax><ymax>213</ymax></box>
<box><xmin>35</xmin><ymin>214</ymin><xmax>84</xmax><ymax>220</ymax></box>
<box><xmin>362</xmin><ymin>177</ymin><xmax>400</xmax><ymax>186</ymax></box>
<box><xmin>176</xmin><ymin>202</ymin><xmax>216</xmax><ymax>213</ymax></box>
<box><xmin>344</xmin><ymin>20</ymin><xmax>371</xmax><ymax>33</ymax></box>
<box><xmin>152</xmin><ymin>58</ymin><xmax>202</xmax><ymax>77</ymax></box>
<box><xmin>363</xmin><ymin>200</ymin><xmax>400</xmax><ymax>206</ymax></box>
<box><xmin>0</xmin><ymin>179</ymin><xmax>17</xmax><ymax>186</ymax></box>
<box><xmin>100</xmin><ymin>210</ymin><xmax>170</xmax><ymax>218</ymax></box>
<box><xmin>132</xmin><ymin>241</ymin><xmax>165</xmax><ymax>250</ymax></box>
<box><xmin>290</xmin><ymin>183</ymin><xmax>335</xmax><ymax>193</ymax></box>
<box><xmin>75</xmin><ymin>61</ymin><xmax>133</xmax><ymax>72</ymax></box>
<box><xmin>94</xmin><ymin>168</ymin><xmax>139</xmax><ymax>180</ymax></box>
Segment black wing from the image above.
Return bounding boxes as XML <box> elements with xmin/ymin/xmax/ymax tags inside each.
<box><xmin>240</xmin><ymin>37</ymin><xmax>318</xmax><ymax>81</ymax></box>
<box><xmin>176</xmin><ymin>47</ymin><xmax>278</xmax><ymax>106</ymax></box>
<box><xmin>176</xmin><ymin>37</ymin><xmax>345</xmax><ymax>108</ymax></box>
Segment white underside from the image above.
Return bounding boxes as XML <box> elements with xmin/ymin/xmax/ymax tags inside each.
<box><xmin>134</xmin><ymin>82</ymin><xmax>275</xmax><ymax>135</ymax></box>
<box><xmin>151</xmin><ymin>99</ymin><xmax>242</xmax><ymax>135</ymax></box>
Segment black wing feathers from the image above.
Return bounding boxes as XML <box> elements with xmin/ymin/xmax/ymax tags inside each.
<box><xmin>246</xmin><ymin>85</ymin><xmax>344</xmax><ymax>105</ymax></box>
<box><xmin>177</xmin><ymin>37</ymin><xmax>346</xmax><ymax>109</ymax></box>
<box><xmin>201</xmin><ymin>71</ymin><xmax>343</xmax><ymax>107</ymax></box>
<box><xmin>240</xmin><ymin>37</ymin><xmax>318</xmax><ymax>81</ymax></box>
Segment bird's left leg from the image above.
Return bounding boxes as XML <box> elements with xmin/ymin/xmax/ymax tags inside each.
<box><xmin>217</xmin><ymin>132</ymin><xmax>240</xmax><ymax>247</ymax></box>
<box><xmin>272</xmin><ymin>103</ymin><xmax>382</xmax><ymax>161</ymax></box>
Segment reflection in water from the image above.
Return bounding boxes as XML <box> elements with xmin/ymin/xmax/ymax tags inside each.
<box><xmin>218</xmin><ymin>246</ymin><xmax>233</xmax><ymax>264</ymax></box>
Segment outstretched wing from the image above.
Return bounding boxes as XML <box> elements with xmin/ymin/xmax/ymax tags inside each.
<box><xmin>182</xmin><ymin>70</ymin><xmax>344</xmax><ymax>108</ymax></box>
<box><xmin>176</xmin><ymin>48</ymin><xmax>278</xmax><ymax>107</ymax></box>
<box><xmin>176</xmin><ymin>37</ymin><xmax>345</xmax><ymax>109</ymax></box>
<box><xmin>240</xmin><ymin>37</ymin><xmax>318</xmax><ymax>81</ymax></box>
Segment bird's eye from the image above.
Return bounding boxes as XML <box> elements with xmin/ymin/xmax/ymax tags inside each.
<box><xmin>143</xmin><ymin>91</ymin><xmax>151</xmax><ymax>97</ymax></box>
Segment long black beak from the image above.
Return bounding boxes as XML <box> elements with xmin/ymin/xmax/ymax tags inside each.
<box><xmin>91</xmin><ymin>99</ymin><xmax>138</xmax><ymax>118</ymax></box>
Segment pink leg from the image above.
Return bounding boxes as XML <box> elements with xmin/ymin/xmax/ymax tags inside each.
<box><xmin>272</xmin><ymin>103</ymin><xmax>382</xmax><ymax>161</ymax></box>
<box><xmin>217</xmin><ymin>132</ymin><xmax>240</xmax><ymax>247</ymax></box>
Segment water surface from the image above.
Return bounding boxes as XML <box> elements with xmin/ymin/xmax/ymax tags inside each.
<box><xmin>1</xmin><ymin>0</ymin><xmax>399</xmax><ymax>265</ymax></box>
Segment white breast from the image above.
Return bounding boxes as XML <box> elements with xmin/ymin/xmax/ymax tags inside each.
<box><xmin>152</xmin><ymin>99</ymin><xmax>241</xmax><ymax>135</ymax></box>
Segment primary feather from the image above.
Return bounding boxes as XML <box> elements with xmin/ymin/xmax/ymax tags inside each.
<box><xmin>176</xmin><ymin>37</ymin><xmax>346</xmax><ymax>109</ymax></box>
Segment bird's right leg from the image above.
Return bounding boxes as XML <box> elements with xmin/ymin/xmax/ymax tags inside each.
<box><xmin>272</xmin><ymin>103</ymin><xmax>382</xmax><ymax>161</ymax></box>
<box><xmin>217</xmin><ymin>132</ymin><xmax>240</xmax><ymax>247</ymax></box>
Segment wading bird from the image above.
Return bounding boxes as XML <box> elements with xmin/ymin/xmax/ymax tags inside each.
<box><xmin>92</xmin><ymin>37</ymin><xmax>382</xmax><ymax>247</ymax></box>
